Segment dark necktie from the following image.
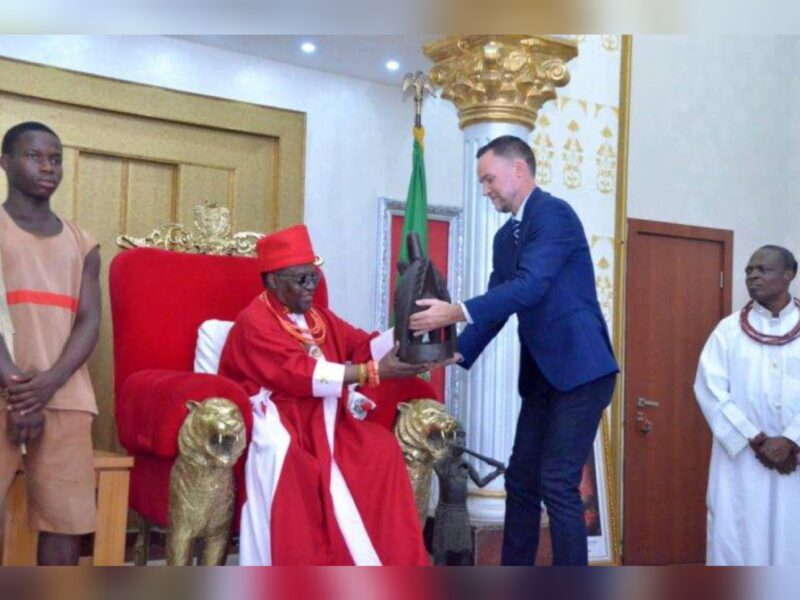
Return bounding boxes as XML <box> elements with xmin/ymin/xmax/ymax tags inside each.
<box><xmin>511</xmin><ymin>219</ymin><xmax>521</xmax><ymax>246</ymax></box>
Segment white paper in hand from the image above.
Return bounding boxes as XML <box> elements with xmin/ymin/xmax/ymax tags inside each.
<box><xmin>370</xmin><ymin>327</ymin><xmax>395</xmax><ymax>362</ymax></box>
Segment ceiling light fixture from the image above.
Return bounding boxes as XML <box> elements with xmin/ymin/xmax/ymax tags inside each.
<box><xmin>301</xmin><ymin>42</ymin><xmax>316</xmax><ymax>54</ymax></box>
<box><xmin>386</xmin><ymin>60</ymin><xmax>400</xmax><ymax>71</ymax></box>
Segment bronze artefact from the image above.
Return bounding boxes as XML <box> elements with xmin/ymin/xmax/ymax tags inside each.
<box><xmin>394</xmin><ymin>232</ymin><xmax>457</xmax><ymax>364</ymax></box>
<box><xmin>432</xmin><ymin>427</ymin><xmax>505</xmax><ymax>565</ymax></box>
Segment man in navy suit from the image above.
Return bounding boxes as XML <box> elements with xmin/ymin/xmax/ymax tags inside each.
<box><xmin>409</xmin><ymin>135</ymin><xmax>618</xmax><ymax>565</ymax></box>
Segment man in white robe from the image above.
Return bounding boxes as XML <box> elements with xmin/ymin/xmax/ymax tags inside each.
<box><xmin>695</xmin><ymin>245</ymin><xmax>800</xmax><ymax>566</ymax></box>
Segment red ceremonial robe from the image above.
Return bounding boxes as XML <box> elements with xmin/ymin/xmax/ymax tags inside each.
<box><xmin>218</xmin><ymin>295</ymin><xmax>429</xmax><ymax>566</ymax></box>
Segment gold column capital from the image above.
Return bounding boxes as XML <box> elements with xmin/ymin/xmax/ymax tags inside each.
<box><xmin>423</xmin><ymin>35</ymin><xmax>578</xmax><ymax>130</ymax></box>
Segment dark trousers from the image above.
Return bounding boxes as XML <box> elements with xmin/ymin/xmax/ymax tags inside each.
<box><xmin>501</xmin><ymin>363</ymin><xmax>616</xmax><ymax>566</ymax></box>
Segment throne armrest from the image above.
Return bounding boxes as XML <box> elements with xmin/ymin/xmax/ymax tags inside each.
<box><xmin>360</xmin><ymin>376</ymin><xmax>440</xmax><ymax>431</ymax></box>
<box><xmin>116</xmin><ymin>370</ymin><xmax>253</xmax><ymax>458</ymax></box>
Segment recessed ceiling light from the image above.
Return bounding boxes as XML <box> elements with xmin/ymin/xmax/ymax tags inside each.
<box><xmin>386</xmin><ymin>60</ymin><xmax>400</xmax><ymax>71</ymax></box>
<box><xmin>301</xmin><ymin>42</ymin><xmax>316</xmax><ymax>54</ymax></box>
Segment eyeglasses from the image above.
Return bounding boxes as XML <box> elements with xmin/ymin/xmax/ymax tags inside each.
<box><xmin>276</xmin><ymin>272</ymin><xmax>321</xmax><ymax>288</ymax></box>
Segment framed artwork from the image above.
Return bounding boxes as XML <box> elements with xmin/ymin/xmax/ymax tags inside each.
<box><xmin>374</xmin><ymin>197</ymin><xmax>464</xmax><ymax>412</ymax></box>
<box><xmin>585</xmin><ymin>413</ymin><xmax>620</xmax><ymax>565</ymax></box>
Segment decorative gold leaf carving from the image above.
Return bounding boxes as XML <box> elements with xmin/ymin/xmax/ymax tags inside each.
<box><xmin>533</xmin><ymin>114</ymin><xmax>555</xmax><ymax>185</ymax></box>
<box><xmin>602</xmin><ymin>35</ymin><xmax>621</xmax><ymax>52</ymax></box>
<box><xmin>591</xmin><ymin>236</ymin><xmax>615</xmax><ymax>329</ymax></box>
<box><xmin>562</xmin><ymin>120</ymin><xmax>583</xmax><ymax>190</ymax></box>
<box><xmin>596</xmin><ymin>125</ymin><xmax>617</xmax><ymax>194</ymax></box>
<box><xmin>117</xmin><ymin>202</ymin><xmax>262</xmax><ymax>256</ymax></box>
<box><xmin>423</xmin><ymin>35</ymin><xmax>578</xmax><ymax>130</ymax></box>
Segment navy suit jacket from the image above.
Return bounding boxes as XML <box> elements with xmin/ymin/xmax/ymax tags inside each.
<box><xmin>458</xmin><ymin>187</ymin><xmax>618</xmax><ymax>393</ymax></box>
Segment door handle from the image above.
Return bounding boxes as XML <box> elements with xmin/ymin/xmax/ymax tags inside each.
<box><xmin>637</xmin><ymin>397</ymin><xmax>660</xmax><ymax>409</ymax></box>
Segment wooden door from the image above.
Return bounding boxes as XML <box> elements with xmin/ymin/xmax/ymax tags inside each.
<box><xmin>0</xmin><ymin>58</ymin><xmax>305</xmax><ymax>451</ymax></box>
<box><xmin>622</xmin><ymin>219</ymin><xmax>732</xmax><ymax>565</ymax></box>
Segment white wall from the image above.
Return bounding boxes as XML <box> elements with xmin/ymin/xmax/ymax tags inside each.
<box><xmin>0</xmin><ymin>35</ymin><xmax>462</xmax><ymax>328</ymax></box>
<box><xmin>627</xmin><ymin>35</ymin><xmax>799</xmax><ymax>309</ymax></box>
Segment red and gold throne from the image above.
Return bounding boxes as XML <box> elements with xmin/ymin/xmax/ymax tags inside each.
<box><xmin>110</xmin><ymin>205</ymin><xmax>439</xmax><ymax>564</ymax></box>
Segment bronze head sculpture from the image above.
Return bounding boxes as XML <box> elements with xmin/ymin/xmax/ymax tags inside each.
<box><xmin>394</xmin><ymin>232</ymin><xmax>457</xmax><ymax>363</ymax></box>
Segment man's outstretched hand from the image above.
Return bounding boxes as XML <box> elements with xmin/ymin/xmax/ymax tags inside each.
<box><xmin>408</xmin><ymin>299</ymin><xmax>465</xmax><ymax>335</ymax></box>
<box><xmin>377</xmin><ymin>342</ymin><xmax>431</xmax><ymax>379</ymax></box>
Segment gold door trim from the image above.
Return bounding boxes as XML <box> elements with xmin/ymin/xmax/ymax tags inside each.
<box><xmin>611</xmin><ymin>34</ymin><xmax>633</xmax><ymax>562</ymax></box>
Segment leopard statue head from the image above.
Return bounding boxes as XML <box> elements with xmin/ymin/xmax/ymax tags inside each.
<box><xmin>395</xmin><ymin>398</ymin><xmax>458</xmax><ymax>463</ymax></box>
<box><xmin>178</xmin><ymin>397</ymin><xmax>246</xmax><ymax>469</ymax></box>
<box><xmin>394</xmin><ymin>399</ymin><xmax>459</xmax><ymax>526</ymax></box>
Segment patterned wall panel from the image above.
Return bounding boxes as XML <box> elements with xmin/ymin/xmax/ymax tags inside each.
<box><xmin>533</xmin><ymin>35</ymin><xmax>622</xmax><ymax>331</ymax></box>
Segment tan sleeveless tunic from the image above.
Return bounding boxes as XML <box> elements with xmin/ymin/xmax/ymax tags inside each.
<box><xmin>0</xmin><ymin>208</ymin><xmax>98</xmax><ymax>414</ymax></box>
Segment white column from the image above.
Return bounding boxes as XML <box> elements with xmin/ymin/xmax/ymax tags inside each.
<box><xmin>424</xmin><ymin>34</ymin><xmax>577</xmax><ymax>526</ymax></box>
<box><xmin>460</xmin><ymin>121</ymin><xmax>531</xmax><ymax>523</ymax></box>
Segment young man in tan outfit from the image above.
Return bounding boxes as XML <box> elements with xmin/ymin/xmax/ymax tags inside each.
<box><xmin>0</xmin><ymin>122</ymin><xmax>101</xmax><ymax>565</ymax></box>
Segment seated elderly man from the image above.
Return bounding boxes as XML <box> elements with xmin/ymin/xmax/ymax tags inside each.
<box><xmin>218</xmin><ymin>224</ymin><xmax>430</xmax><ymax>566</ymax></box>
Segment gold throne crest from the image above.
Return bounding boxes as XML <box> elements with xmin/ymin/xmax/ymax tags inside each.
<box><xmin>116</xmin><ymin>202</ymin><xmax>261</xmax><ymax>256</ymax></box>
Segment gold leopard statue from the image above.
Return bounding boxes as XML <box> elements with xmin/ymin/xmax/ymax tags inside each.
<box><xmin>167</xmin><ymin>397</ymin><xmax>246</xmax><ymax>566</ymax></box>
<box><xmin>394</xmin><ymin>399</ymin><xmax>458</xmax><ymax>528</ymax></box>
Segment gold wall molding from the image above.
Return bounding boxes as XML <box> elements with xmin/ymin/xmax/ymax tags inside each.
<box><xmin>0</xmin><ymin>57</ymin><xmax>306</xmax><ymax>230</ymax></box>
<box><xmin>423</xmin><ymin>35</ymin><xmax>578</xmax><ymax>130</ymax></box>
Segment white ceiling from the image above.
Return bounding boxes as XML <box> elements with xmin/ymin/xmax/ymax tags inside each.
<box><xmin>174</xmin><ymin>35</ymin><xmax>440</xmax><ymax>86</ymax></box>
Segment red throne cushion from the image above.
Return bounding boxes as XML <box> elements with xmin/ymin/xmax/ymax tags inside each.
<box><xmin>110</xmin><ymin>246</ymin><xmax>438</xmax><ymax>529</ymax></box>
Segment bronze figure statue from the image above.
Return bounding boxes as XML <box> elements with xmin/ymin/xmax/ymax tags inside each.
<box><xmin>432</xmin><ymin>427</ymin><xmax>506</xmax><ymax>566</ymax></box>
<box><xmin>394</xmin><ymin>232</ymin><xmax>456</xmax><ymax>363</ymax></box>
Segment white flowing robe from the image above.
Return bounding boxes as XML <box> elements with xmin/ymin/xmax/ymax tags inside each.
<box><xmin>217</xmin><ymin>297</ymin><xmax>428</xmax><ymax>566</ymax></box>
<box><xmin>238</xmin><ymin>314</ymin><xmax>381</xmax><ymax>566</ymax></box>
<box><xmin>694</xmin><ymin>300</ymin><xmax>800</xmax><ymax>565</ymax></box>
